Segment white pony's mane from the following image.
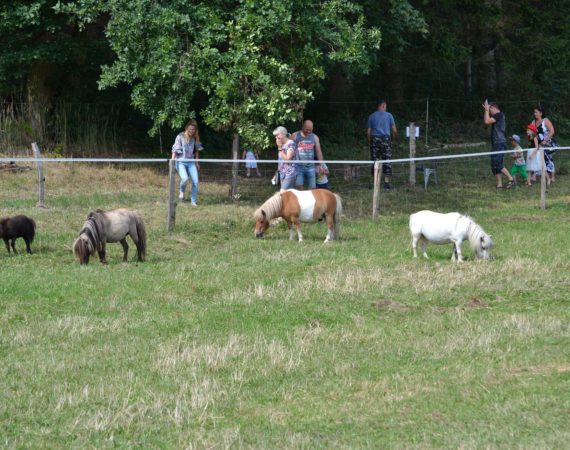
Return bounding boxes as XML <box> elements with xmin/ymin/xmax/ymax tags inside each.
<box><xmin>462</xmin><ymin>214</ymin><xmax>489</xmax><ymax>250</ymax></box>
<box><xmin>254</xmin><ymin>192</ymin><xmax>283</xmax><ymax>221</ymax></box>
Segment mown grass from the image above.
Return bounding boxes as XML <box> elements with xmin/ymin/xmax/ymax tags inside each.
<box><xmin>1</xmin><ymin>160</ymin><xmax>569</xmax><ymax>448</ymax></box>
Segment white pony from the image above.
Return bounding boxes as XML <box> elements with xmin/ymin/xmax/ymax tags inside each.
<box><xmin>409</xmin><ymin>210</ymin><xmax>493</xmax><ymax>261</ymax></box>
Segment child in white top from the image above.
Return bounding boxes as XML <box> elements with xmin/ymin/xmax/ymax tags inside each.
<box><xmin>242</xmin><ymin>149</ymin><xmax>262</xmax><ymax>177</ymax></box>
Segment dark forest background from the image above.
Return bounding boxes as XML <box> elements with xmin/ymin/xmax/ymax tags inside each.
<box><xmin>2</xmin><ymin>0</ymin><xmax>569</xmax><ymax>158</ymax></box>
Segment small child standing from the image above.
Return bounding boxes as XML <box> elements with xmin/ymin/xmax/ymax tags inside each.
<box><xmin>508</xmin><ymin>134</ymin><xmax>530</xmax><ymax>186</ymax></box>
<box><xmin>316</xmin><ymin>163</ymin><xmax>330</xmax><ymax>189</ymax></box>
<box><xmin>242</xmin><ymin>148</ymin><xmax>262</xmax><ymax>177</ymax></box>
<box><xmin>525</xmin><ymin>123</ymin><xmax>541</xmax><ymax>185</ymax></box>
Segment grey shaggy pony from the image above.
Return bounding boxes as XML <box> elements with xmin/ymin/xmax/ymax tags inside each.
<box><xmin>73</xmin><ymin>208</ymin><xmax>146</xmax><ymax>265</ymax></box>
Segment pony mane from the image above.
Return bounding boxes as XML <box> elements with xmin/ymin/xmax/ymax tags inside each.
<box><xmin>78</xmin><ymin>210</ymin><xmax>106</xmax><ymax>254</ymax></box>
<box><xmin>463</xmin><ymin>215</ymin><xmax>489</xmax><ymax>250</ymax></box>
<box><xmin>254</xmin><ymin>192</ymin><xmax>282</xmax><ymax>221</ymax></box>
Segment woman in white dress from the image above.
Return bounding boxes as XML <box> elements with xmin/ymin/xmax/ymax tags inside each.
<box><xmin>533</xmin><ymin>106</ymin><xmax>557</xmax><ymax>185</ymax></box>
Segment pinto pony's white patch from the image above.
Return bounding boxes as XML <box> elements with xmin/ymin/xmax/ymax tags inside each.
<box><xmin>291</xmin><ymin>190</ymin><xmax>317</xmax><ymax>222</ymax></box>
<box><xmin>254</xmin><ymin>189</ymin><xmax>341</xmax><ymax>242</ymax></box>
<box><xmin>409</xmin><ymin>210</ymin><xmax>493</xmax><ymax>261</ymax></box>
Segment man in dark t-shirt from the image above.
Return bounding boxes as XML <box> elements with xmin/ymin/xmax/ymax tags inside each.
<box><xmin>483</xmin><ymin>100</ymin><xmax>515</xmax><ymax>189</ymax></box>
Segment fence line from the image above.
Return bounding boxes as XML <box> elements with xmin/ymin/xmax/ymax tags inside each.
<box><xmin>1</xmin><ymin>145</ymin><xmax>569</xmax><ymax>165</ymax></box>
<box><xmin>2</xmin><ymin>145</ymin><xmax>566</xmax><ymax>230</ymax></box>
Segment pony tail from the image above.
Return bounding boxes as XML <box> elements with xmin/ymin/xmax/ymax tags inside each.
<box><xmin>333</xmin><ymin>194</ymin><xmax>342</xmax><ymax>239</ymax></box>
<box><xmin>134</xmin><ymin>215</ymin><xmax>147</xmax><ymax>261</ymax></box>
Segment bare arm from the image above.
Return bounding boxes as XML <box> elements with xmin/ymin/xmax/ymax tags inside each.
<box><xmin>483</xmin><ymin>109</ymin><xmax>496</xmax><ymax>125</ymax></box>
<box><xmin>543</xmin><ymin>118</ymin><xmax>555</xmax><ymax>143</ymax></box>
<box><xmin>366</xmin><ymin>128</ymin><xmax>371</xmax><ymax>145</ymax></box>
<box><xmin>314</xmin><ymin>135</ymin><xmax>324</xmax><ymax>162</ymax></box>
<box><xmin>482</xmin><ymin>100</ymin><xmax>495</xmax><ymax>125</ymax></box>
<box><xmin>391</xmin><ymin>125</ymin><xmax>397</xmax><ymax>141</ymax></box>
<box><xmin>281</xmin><ymin>149</ymin><xmax>295</xmax><ymax>160</ymax></box>
<box><xmin>281</xmin><ymin>141</ymin><xmax>296</xmax><ymax>161</ymax></box>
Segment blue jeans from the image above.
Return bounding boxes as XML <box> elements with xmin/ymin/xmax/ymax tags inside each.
<box><xmin>176</xmin><ymin>161</ymin><xmax>199</xmax><ymax>203</ymax></box>
<box><xmin>295</xmin><ymin>165</ymin><xmax>316</xmax><ymax>189</ymax></box>
<box><xmin>280</xmin><ymin>173</ymin><xmax>297</xmax><ymax>190</ymax></box>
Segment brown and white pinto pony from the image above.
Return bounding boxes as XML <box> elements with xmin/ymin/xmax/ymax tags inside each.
<box><xmin>73</xmin><ymin>208</ymin><xmax>146</xmax><ymax>265</ymax></box>
<box><xmin>254</xmin><ymin>189</ymin><xmax>342</xmax><ymax>242</ymax></box>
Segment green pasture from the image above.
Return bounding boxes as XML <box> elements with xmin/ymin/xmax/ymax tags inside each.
<box><xmin>1</xmin><ymin>160</ymin><xmax>569</xmax><ymax>448</ymax></box>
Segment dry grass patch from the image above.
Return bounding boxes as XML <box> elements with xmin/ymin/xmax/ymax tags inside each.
<box><xmin>153</xmin><ymin>327</ymin><xmax>322</xmax><ymax>376</ymax></box>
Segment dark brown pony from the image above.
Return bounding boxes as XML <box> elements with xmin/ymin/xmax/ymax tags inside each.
<box><xmin>254</xmin><ymin>189</ymin><xmax>342</xmax><ymax>242</ymax></box>
<box><xmin>0</xmin><ymin>215</ymin><xmax>36</xmax><ymax>254</ymax></box>
<box><xmin>73</xmin><ymin>208</ymin><xmax>146</xmax><ymax>265</ymax></box>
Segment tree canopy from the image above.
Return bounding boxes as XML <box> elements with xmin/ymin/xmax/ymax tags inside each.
<box><xmin>3</xmin><ymin>0</ymin><xmax>570</xmax><ymax>152</ymax></box>
<box><xmin>59</xmin><ymin>0</ymin><xmax>383</xmax><ymax>148</ymax></box>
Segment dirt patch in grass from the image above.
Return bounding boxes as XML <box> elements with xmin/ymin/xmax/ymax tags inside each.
<box><xmin>464</xmin><ymin>297</ymin><xmax>489</xmax><ymax>309</ymax></box>
<box><xmin>372</xmin><ymin>300</ymin><xmax>414</xmax><ymax>312</ymax></box>
<box><xmin>508</xmin><ymin>363</ymin><xmax>570</xmax><ymax>376</ymax></box>
<box><xmin>501</xmin><ymin>215</ymin><xmax>543</xmax><ymax>223</ymax></box>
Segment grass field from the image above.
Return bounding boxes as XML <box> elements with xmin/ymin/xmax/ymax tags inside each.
<box><xmin>1</xmin><ymin>159</ymin><xmax>569</xmax><ymax>448</ymax></box>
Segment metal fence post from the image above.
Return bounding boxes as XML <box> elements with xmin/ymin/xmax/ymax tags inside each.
<box><xmin>31</xmin><ymin>142</ymin><xmax>46</xmax><ymax>208</ymax></box>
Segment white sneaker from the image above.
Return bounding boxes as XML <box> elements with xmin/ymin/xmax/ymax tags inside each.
<box><xmin>178</xmin><ymin>192</ymin><xmax>184</xmax><ymax>200</ymax></box>
<box><xmin>191</xmin><ymin>201</ymin><xmax>197</xmax><ymax>206</ymax></box>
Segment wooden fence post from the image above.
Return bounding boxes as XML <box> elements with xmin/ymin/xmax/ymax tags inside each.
<box><xmin>167</xmin><ymin>159</ymin><xmax>177</xmax><ymax>231</ymax></box>
<box><xmin>409</xmin><ymin>122</ymin><xmax>416</xmax><ymax>188</ymax></box>
<box><xmin>372</xmin><ymin>161</ymin><xmax>382</xmax><ymax>220</ymax></box>
<box><xmin>31</xmin><ymin>142</ymin><xmax>46</xmax><ymax>208</ymax></box>
<box><xmin>539</xmin><ymin>147</ymin><xmax>546</xmax><ymax>210</ymax></box>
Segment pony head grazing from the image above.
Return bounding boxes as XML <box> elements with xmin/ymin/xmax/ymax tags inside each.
<box><xmin>474</xmin><ymin>233</ymin><xmax>493</xmax><ymax>260</ymax></box>
<box><xmin>254</xmin><ymin>210</ymin><xmax>270</xmax><ymax>238</ymax></box>
<box><xmin>253</xmin><ymin>192</ymin><xmax>282</xmax><ymax>238</ymax></box>
<box><xmin>73</xmin><ymin>235</ymin><xmax>94</xmax><ymax>265</ymax></box>
<box><xmin>467</xmin><ymin>219</ymin><xmax>493</xmax><ymax>260</ymax></box>
<box><xmin>73</xmin><ymin>211</ymin><xmax>103</xmax><ymax>265</ymax></box>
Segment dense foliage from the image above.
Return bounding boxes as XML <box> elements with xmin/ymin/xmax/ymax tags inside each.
<box><xmin>2</xmin><ymin>0</ymin><xmax>570</xmax><ymax>152</ymax></box>
<box><xmin>65</xmin><ymin>0</ymin><xmax>383</xmax><ymax>148</ymax></box>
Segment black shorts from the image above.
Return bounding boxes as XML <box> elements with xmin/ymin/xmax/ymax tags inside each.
<box><xmin>490</xmin><ymin>143</ymin><xmax>506</xmax><ymax>175</ymax></box>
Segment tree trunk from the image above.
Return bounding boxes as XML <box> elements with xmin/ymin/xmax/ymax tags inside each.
<box><xmin>230</xmin><ymin>133</ymin><xmax>239</xmax><ymax>200</ymax></box>
<box><xmin>479</xmin><ymin>48</ymin><xmax>497</xmax><ymax>95</ymax></box>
